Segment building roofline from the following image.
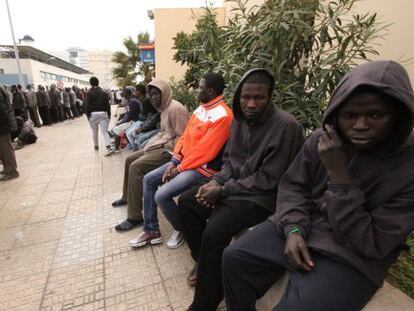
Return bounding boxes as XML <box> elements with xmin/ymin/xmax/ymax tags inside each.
<box><xmin>0</xmin><ymin>45</ymin><xmax>92</xmax><ymax>75</ymax></box>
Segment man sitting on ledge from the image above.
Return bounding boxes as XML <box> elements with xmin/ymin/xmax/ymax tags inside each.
<box><xmin>222</xmin><ymin>60</ymin><xmax>414</xmax><ymax>311</ymax></box>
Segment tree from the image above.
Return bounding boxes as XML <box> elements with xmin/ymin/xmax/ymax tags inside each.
<box><xmin>112</xmin><ymin>32</ymin><xmax>154</xmax><ymax>87</ymax></box>
<box><xmin>173</xmin><ymin>0</ymin><xmax>387</xmax><ymax>130</ymax></box>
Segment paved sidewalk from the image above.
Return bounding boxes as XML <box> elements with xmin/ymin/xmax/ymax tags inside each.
<box><xmin>0</xmin><ymin>116</ymin><xmax>413</xmax><ymax>310</ymax></box>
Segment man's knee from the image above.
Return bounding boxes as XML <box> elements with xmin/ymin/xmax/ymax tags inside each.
<box><xmin>223</xmin><ymin>245</ymin><xmax>242</xmax><ymax>272</ymax></box>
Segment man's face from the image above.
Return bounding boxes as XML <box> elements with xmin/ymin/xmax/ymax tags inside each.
<box><xmin>239</xmin><ymin>83</ymin><xmax>270</xmax><ymax>121</ymax></box>
<box><xmin>149</xmin><ymin>87</ymin><xmax>162</xmax><ymax>109</ymax></box>
<box><xmin>197</xmin><ymin>79</ymin><xmax>210</xmax><ymax>103</ymax></box>
<box><xmin>135</xmin><ymin>90</ymin><xmax>143</xmax><ymax>99</ymax></box>
<box><xmin>337</xmin><ymin>92</ymin><xmax>396</xmax><ymax>150</ymax></box>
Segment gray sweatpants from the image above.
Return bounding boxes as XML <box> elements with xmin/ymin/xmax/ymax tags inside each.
<box><xmin>88</xmin><ymin>111</ymin><xmax>111</xmax><ymax>147</ymax></box>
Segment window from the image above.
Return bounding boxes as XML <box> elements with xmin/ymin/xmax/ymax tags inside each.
<box><xmin>0</xmin><ymin>69</ymin><xmax>4</xmax><ymax>74</ymax></box>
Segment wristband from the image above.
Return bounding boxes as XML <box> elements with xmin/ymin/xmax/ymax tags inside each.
<box><xmin>286</xmin><ymin>226</ymin><xmax>301</xmax><ymax>237</ymax></box>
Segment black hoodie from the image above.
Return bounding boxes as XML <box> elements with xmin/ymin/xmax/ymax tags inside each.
<box><xmin>271</xmin><ymin>60</ymin><xmax>414</xmax><ymax>286</ymax></box>
<box><xmin>213</xmin><ymin>68</ymin><xmax>304</xmax><ymax>212</ymax></box>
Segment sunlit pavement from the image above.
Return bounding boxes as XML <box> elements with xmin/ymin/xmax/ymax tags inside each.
<box><xmin>0</xmin><ymin>115</ymin><xmax>412</xmax><ymax>310</ymax></box>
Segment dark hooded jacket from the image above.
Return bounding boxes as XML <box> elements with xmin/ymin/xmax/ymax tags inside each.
<box><xmin>213</xmin><ymin>69</ymin><xmax>304</xmax><ymax>212</ymax></box>
<box><xmin>271</xmin><ymin>60</ymin><xmax>414</xmax><ymax>287</ymax></box>
<box><xmin>0</xmin><ymin>85</ymin><xmax>17</xmax><ymax>135</ymax></box>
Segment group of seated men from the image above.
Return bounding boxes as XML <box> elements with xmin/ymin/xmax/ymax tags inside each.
<box><xmin>109</xmin><ymin>61</ymin><xmax>414</xmax><ymax>311</ymax></box>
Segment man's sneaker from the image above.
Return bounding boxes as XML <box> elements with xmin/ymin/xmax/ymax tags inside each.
<box><xmin>113</xmin><ymin>148</ymin><xmax>120</xmax><ymax>154</ymax></box>
<box><xmin>104</xmin><ymin>148</ymin><xmax>114</xmax><ymax>156</ymax></box>
<box><xmin>129</xmin><ymin>231</ymin><xmax>162</xmax><ymax>248</ymax></box>
<box><xmin>112</xmin><ymin>198</ymin><xmax>127</xmax><ymax>207</ymax></box>
<box><xmin>166</xmin><ymin>230</ymin><xmax>184</xmax><ymax>249</ymax></box>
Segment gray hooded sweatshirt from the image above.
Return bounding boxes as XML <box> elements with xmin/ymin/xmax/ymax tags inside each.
<box><xmin>143</xmin><ymin>80</ymin><xmax>190</xmax><ymax>152</ymax></box>
<box><xmin>271</xmin><ymin>60</ymin><xmax>414</xmax><ymax>287</ymax></box>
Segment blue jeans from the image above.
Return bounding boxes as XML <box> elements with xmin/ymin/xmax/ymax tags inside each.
<box><xmin>142</xmin><ymin>162</ymin><xmax>205</xmax><ymax>232</ymax></box>
<box><xmin>125</xmin><ymin>121</ymin><xmax>142</xmax><ymax>148</ymax></box>
<box><xmin>136</xmin><ymin>129</ymin><xmax>159</xmax><ymax>149</ymax></box>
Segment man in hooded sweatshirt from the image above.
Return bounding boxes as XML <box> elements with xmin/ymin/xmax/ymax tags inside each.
<box><xmin>222</xmin><ymin>61</ymin><xmax>414</xmax><ymax>311</ymax></box>
<box><xmin>178</xmin><ymin>69</ymin><xmax>304</xmax><ymax>311</ymax></box>
<box><xmin>111</xmin><ymin>80</ymin><xmax>190</xmax><ymax>231</ymax></box>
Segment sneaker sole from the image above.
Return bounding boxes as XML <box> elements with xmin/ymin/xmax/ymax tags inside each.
<box><xmin>130</xmin><ymin>237</ymin><xmax>163</xmax><ymax>248</ymax></box>
<box><xmin>166</xmin><ymin>238</ymin><xmax>185</xmax><ymax>249</ymax></box>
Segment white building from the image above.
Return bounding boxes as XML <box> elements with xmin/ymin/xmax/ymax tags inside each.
<box><xmin>50</xmin><ymin>48</ymin><xmax>116</xmax><ymax>90</ymax></box>
<box><xmin>0</xmin><ymin>45</ymin><xmax>91</xmax><ymax>88</ymax></box>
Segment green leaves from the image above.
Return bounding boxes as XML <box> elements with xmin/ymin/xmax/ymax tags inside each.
<box><xmin>172</xmin><ymin>0</ymin><xmax>386</xmax><ymax>132</ymax></box>
<box><xmin>112</xmin><ymin>32</ymin><xmax>153</xmax><ymax>87</ymax></box>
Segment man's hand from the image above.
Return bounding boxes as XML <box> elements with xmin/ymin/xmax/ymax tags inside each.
<box><xmin>162</xmin><ymin>162</ymin><xmax>176</xmax><ymax>183</ymax></box>
<box><xmin>318</xmin><ymin>125</ymin><xmax>351</xmax><ymax>184</ymax></box>
<box><xmin>168</xmin><ymin>167</ymin><xmax>180</xmax><ymax>181</ymax></box>
<box><xmin>195</xmin><ymin>180</ymin><xmax>222</xmax><ymax>208</ymax></box>
<box><xmin>284</xmin><ymin>233</ymin><xmax>314</xmax><ymax>272</ymax></box>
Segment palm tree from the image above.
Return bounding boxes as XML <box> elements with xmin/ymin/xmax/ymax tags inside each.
<box><xmin>112</xmin><ymin>32</ymin><xmax>153</xmax><ymax>87</ymax></box>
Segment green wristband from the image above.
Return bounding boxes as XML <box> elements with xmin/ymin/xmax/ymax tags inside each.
<box><xmin>286</xmin><ymin>226</ymin><xmax>301</xmax><ymax>237</ymax></box>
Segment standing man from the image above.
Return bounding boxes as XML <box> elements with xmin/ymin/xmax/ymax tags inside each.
<box><xmin>48</xmin><ymin>84</ymin><xmax>60</xmax><ymax>123</ymax></box>
<box><xmin>178</xmin><ymin>69</ymin><xmax>304</xmax><ymax>311</ymax></box>
<box><xmin>0</xmin><ymin>85</ymin><xmax>19</xmax><ymax>181</ymax></box>
<box><xmin>111</xmin><ymin>80</ymin><xmax>189</xmax><ymax>231</ymax></box>
<box><xmin>36</xmin><ymin>85</ymin><xmax>52</xmax><ymax>126</ymax></box>
<box><xmin>127</xmin><ymin>73</ymin><xmax>233</xmax><ymax>249</ymax></box>
<box><xmin>26</xmin><ymin>84</ymin><xmax>41</xmax><ymax>127</ymax></box>
<box><xmin>85</xmin><ymin>77</ymin><xmax>112</xmax><ymax>154</ymax></box>
<box><xmin>222</xmin><ymin>61</ymin><xmax>414</xmax><ymax>311</ymax></box>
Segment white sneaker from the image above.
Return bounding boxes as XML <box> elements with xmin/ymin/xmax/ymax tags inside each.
<box><xmin>104</xmin><ymin>148</ymin><xmax>114</xmax><ymax>156</ymax></box>
<box><xmin>166</xmin><ymin>230</ymin><xmax>184</xmax><ymax>249</ymax></box>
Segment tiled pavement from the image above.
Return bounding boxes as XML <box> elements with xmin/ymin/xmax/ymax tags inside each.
<box><xmin>0</xmin><ymin>116</ymin><xmax>413</xmax><ymax>310</ymax></box>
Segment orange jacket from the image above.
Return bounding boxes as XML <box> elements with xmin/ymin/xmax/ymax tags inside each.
<box><xmin>172</xmin><ymin>95</ymin><xmax>233</xmax><ymax>177</ymax></box>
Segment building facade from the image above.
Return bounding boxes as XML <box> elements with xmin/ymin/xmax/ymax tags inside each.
<box><xmin>0</xmin><ymin>45</ymin><xmax>90</xmax><ymax>88</ymax></box>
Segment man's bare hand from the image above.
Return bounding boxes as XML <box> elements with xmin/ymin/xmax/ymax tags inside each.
<box><xmin>284</xmin><ymin>233</ymin><xmax>314</xmax><ymax>272</ymax></box>
<box><xmin>162</xmin><ymin>163</ymin><xmax>176</xmax><ymax>183</ymax></box>
<box><xmin>318</xmin><ymin>125</ymin><xmax>351</xmax><ymax>184</ymax></box>
<box><xmin>195</xmin><ymin>180</ymin><xmax>222</xmax><ymax>208</ymax></box>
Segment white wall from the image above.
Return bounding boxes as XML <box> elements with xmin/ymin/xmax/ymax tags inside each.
<box><xmin>0</xmin><ymin>58</ymin><xmax>90</xmax><ymax>88</ymax></box>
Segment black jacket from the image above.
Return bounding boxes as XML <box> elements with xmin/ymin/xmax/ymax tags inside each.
<box><xmin>0</xmin><ymin>86</ymin><xmax>17</xmax><ymax>135</ymax></box>
<box><xmin>85</xmin><ymin>87</ymin><xmax>111</xmax><ymax>118</ymax></box>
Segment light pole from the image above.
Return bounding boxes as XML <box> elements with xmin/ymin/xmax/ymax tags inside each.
<box><xmin>5</xmin><ymin>0</ymin><xmax>24</xmax><ymax>87</ymax></box>
<box><xmin>5</xmin><ymin>0</ymin><xmax>34</xmax><ymax>88</ymax></box>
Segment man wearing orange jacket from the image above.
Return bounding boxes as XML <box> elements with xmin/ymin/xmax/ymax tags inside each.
<box><xmin>128</xmin><ymin>73</ymin><xmax>233</xmax><ymax>249</ymax></box>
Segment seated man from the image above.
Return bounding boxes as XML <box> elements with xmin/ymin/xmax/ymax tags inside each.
<box><xmin>15</xmin><ymin>113</ymin><xmax>37</xmax><ymax>149</ymax></box>
<box><xmin>110</xmin><ymin>87</ymin><xmax>141</xmax><ymax>153</ymax></box>
<box><xmin>178</xmin><ymin>69</ymin><xmax>304</xmax><ymax>310</ymax></box>
<box><xmin>112</xmin><ymin>80</ymin><xmax>189</xmax><ymax>230</ymax></box>
<box><xmin>125</xmin><ymin>84</ymin><xmax>158</xmax><ymax>150</ymax></box>
<box><xmin>128</xmin><ymin>73</ymin><xmax>233</xmax><ymax>249</ymax></box>
<box><xmin>222</xmin><ymin>61</ymin><xmax>414</xmax><ymax>311</ymax></box>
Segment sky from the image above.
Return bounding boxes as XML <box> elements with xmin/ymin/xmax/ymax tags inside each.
<box><xmin>0</xmin><ymin>0</ymin><xmax>223</xmax><ymax>53</ymax></box>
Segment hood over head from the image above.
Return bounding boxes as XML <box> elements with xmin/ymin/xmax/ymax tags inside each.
<box><xmin>232</xmin><ymin>68</ymin><xmax>275</xmax><ymax>121</ymax></box>
<box><xmin>323</xmin><ymin>60</ymin><xmax>414</xmax><ymax>149</ymax></box>
<box><xmin>148</xmin><ymin>79</ymin><xmax>172</xmax><ymax>112</ymax></box>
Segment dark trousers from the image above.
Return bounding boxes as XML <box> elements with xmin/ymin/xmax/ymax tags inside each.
<box><xmin>59</xmin><ymin>105</ymin><xmax>66</xmax><ymax>121</ymax></box>
<box><xmin>50</xmin><ymin>107</ymin><xmax>59</xmax><ymax>123</ymax></box>
<box><xmin>38</xmin><ymin>106</ymin><xmax>51</xmax><ymax>125</ymax></box>
<box><xmin>70</xmin><ymin>104</ymin><xmax>78</xmax><ymax>117</ymax></box>
<box><xmin>64</xmin><ymin>107</ymin><xmax>73</xmax><ymax>119</ymax></box>
<box><xmin>27</xmin><ymin>106</ymin><xmax>41</xmax><ymax>127</ymax></box>
<box><xmin>178</xmin><ymin>186</ymin><xmax>271</xmax><ymax>311</ymax></box>
<box><xmin>222</xmin><ymin>221</ymin><xmax>378</xmax><ymax>311</ymax></box>
<box><xmin>0</xmin><ymin>134</ymin><xmax>18</xmax><ymax>174</ymax></box>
